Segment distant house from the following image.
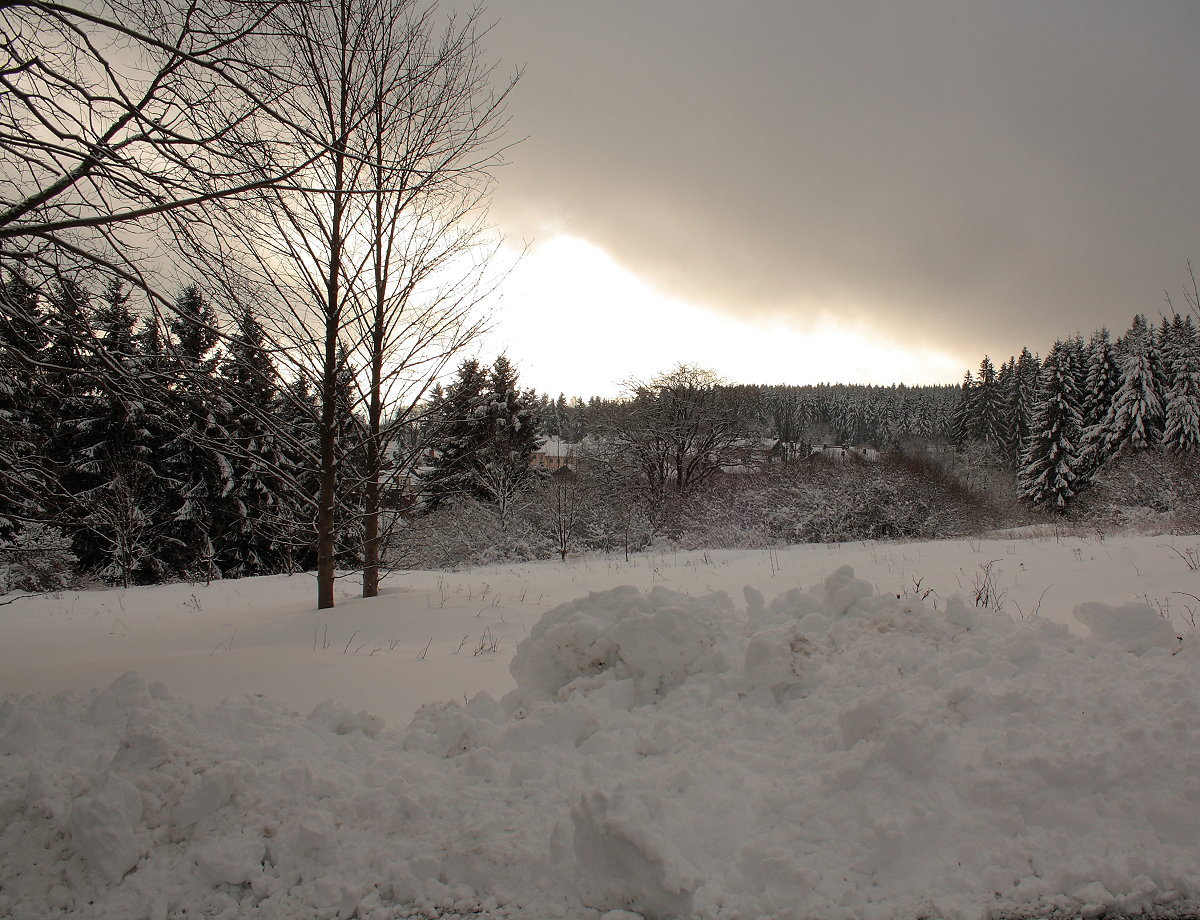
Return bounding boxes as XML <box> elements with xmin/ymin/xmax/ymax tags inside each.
<box><xmin>531</xmin><ymin>437</ymin><xmax>579</xmax><ymax>472</ymax></box>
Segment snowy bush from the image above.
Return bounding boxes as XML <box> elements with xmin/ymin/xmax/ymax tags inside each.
<box><xmin>388</xmin><ymin>496</ymin><xmax>555</xmax><ymax>569</ymax></box>
<box><xmin>391</xmin><ymin>452</ymin><xmax>1031</xmax><ymax>569</ymax></box>
<box><xmin>674</xmin><ymin>455</ymin><xmax>1011</xmax><ymax>550</ymax></box>
<box><xmin>1071</xmin><ymin>450</ymin><xmax>1200</xmax><ymax>532</ymax></box>
<box><xmin>0</xmin><ymin>524</ymin><xmax>78</xmax><ymax>594</ymax></box>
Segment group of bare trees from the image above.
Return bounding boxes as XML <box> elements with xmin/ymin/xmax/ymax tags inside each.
<box><xmin>595</xmin><ymin>365</ymin><xmax>751</xmax><ymax>530</ymax></box>
<box><xmin>1</xmin><ymin>0</ymin><xmax>515</xmax><ymax>607</ymax></box>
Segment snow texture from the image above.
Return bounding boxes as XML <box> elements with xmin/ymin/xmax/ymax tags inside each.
<box><xmin>3</xmin><ymin>543</ymin><xmax>1200</xmax><ymax>920</ymax></box>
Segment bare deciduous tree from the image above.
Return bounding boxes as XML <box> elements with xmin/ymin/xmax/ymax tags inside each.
<box><xmin>601</xmin><ymin>365</ymin><xmax>749</xmax><ymax>530</ymax></box>
<box><xmin>197</xmin><ymin>0</ymin><xmax>515</xmax><ymax>608</ymax></box>
<box><xmin>0</xmin><ymin>0</ymin><xmax>300</xmax><ymax>294</ymax></box>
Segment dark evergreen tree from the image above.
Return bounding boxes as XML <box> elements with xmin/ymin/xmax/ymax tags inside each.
<box><xmin>274</xmin><ymin>376</ymin><xmax>323</xmax><ymax>572</ymax></box>
<box><xmin>0</xmin><ymin>272</ymin><xmax>47</xmax><ymax>539</ymax></box>
<box><xmin>40</xmin><ymin>278</ymin><xmax>95</xmax><ymax>527</ymax></box>
<box><xmin>160</xmin><ymin>285</ymin><xmax>233</xmax><ymax>580</ymax></box>
<box><xmin>1164</xmin><ymin>317</ymin><xmax>1200</xmax><ymax>452</ymax></box>
<box><xmin>54</xmin><ymin>282</ymin><xmax>175</xmax><ymax>584</ymax></box>
<box><xmin>41</xmin><ymin>278</ymin><xmax>90</xmax><ymax>412</ymax></box>
<box><xmin>1081</xmin><ymin>328</ymin><xmax>1120</xmax><ymax>430</ymax></box>
<box><xmin>1096</xmin><ymin>327</ymin><xmax>1166</xmax><ymax>457</ymax></box>
<box><xmin>1007</xmin><ymin>348</ymin><xmax>1042</xmax><ymax>466</ymax></box>
<box><xmin>950</xmin><ymin>370</ymin><xmax>975</xmax><ymax>447</ymax></box>
<box><xmin>1019</xmin><ymin>340</ymin><xmax>1084</xmax><ymax>510</ymax></box>
<box><xmin>973</xmin><ymin>356</ymin><xmax>1006</xmax><ymax>448</ymax></box>
<box><xmin>475</xmin><ymin>356</ymin><xmax>544</xmax><ymax>527</ymax></box>
<box><xmin>1116</xmin><ymin>314</ymin><xmax>1151</xmax><ymax>356</ymax></box>
<box><xmin>420</xmin><ymin>356</ymin><xmax>543</xmax><ymax>527</ymax></box>
<box><xmin>214</xmin><ymin>305</ymin><xmax>293</xmax><ymax>576</ymax></box>
<box><xmin>333</xmin><ymin>345</ymin><xmax>367</xmax><ymax>567</ymax></box>
<box><xmin>419</xmin><ymin>357</ymin><xmax>489</xmax><ymax>509</ymax></box>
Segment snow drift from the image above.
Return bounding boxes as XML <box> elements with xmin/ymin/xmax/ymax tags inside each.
<box><xmin>2</xmin><ymin>565</ymin><xmax>1198</xmax><ymax>920</ymax></box>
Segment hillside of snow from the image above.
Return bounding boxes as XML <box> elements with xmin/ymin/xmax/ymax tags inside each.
<box><xmin>2</xmin><ymin>532</ymin><xmax>1199</xmax><ymax>920</ymax></box>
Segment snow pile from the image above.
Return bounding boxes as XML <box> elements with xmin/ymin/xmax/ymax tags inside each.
<box><xmin>3</xmin><ymin>565</ymin><xmax>1199</xmax><ymax>920</ymax></box>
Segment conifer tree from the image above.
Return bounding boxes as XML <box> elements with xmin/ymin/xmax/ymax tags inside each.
<box><xmin>55</xmin><ymin>281</ymin><xmax>174</xmax><ymax>584</ymax></box>
<box><xmin>274</xmin><ymin>377</ymin><xmax>323</xmax><ymax>572</ymax></box>
<box><xmin>474</xmin><ymin>356</ymin><xmax>544</xmax><ymax>529</ymax></box>
<box><xmin>1019</xmin><ymin>341</ymin><xmax>1084</xmax><ymax>510</ymax></box>
<box><xmin>419</xmin><ymin>358</ymin><xmax>488</xmax><ymax>509</ymax></box>
<box><xmin>0</xmin><ymin>272</ymin><xmax>47</xmax><ymax>538</ymax></box>
<box><xmin>973</xmin><ymin>356</ymin><xmax>1006</xmax><ymax>448</ymax></box>
<box><xmin>1096</xmin><ymin>331</ymin><xmax>1166</xmax><ymax>457</ymax></box>
<box><xmin>1163</xmin><ymin>321</ymin><xmax>1200</xmax><ymax>452</ymax></box>
<box><xmin>40</xmin><ymin>278</ymin><xmax>95</xmax><ymax>527</ymax></box>
<box><xmin>332</xmin><ymin>346</ymin><xmax>367</xmax><ymax>567</ymax></box>
<box><xmin>950</xmin><ymin>370</ymin><xmax>975</xmax><ymax>447</ymax></box>
<box><xmin>161</xmin><ymin>285</ymin><xmax>232</xmax><ymax>580</ymax></box>
<box><xmin>1082</xmin><ymin>328</ymin><xmax>1120</xmax><ymax>430</ymax></box>
<box><xmin>554</xmin><ymin>393</ymin><xmax>571</xmax><ymax>440</ymax></box>
<box><xmin>215</xmin><ymin>305</ymin><xmax>290</xmax><ymax>576</ymax></box>
<box><xmin>419</xmin><ymin>356</ymin><xmax>543</xmax><ymax>527</ymax></box>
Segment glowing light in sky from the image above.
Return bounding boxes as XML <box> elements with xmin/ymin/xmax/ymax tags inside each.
<box><xmin>484</xmin><ymin>235</ymin><xmax>966</xmax><ymax>397</ymax></box>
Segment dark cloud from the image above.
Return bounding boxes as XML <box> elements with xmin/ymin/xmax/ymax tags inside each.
<box><xmin>485</xmin><ymin>1</ymin><xmax>1200</xmax><ymax>365</ymax></box>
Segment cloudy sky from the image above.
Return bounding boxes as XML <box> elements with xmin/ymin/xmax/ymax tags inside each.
<box><xmin>476</xmin><ymin>1</ymin><xmax>1200</xmax><ymax>397</ymax></box>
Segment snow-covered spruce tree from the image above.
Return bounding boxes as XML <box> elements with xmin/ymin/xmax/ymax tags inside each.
<box><xmin>160</xmin><ymin>285</ymin><xmax>234</xmax><ymax>581</ymax></box>
<box><xmin>40</xmin><ymin>278</ymin><xmax>94</xmax><ymax>532</ymax></box>
<box><xmin>972</xmin><ymin>355</ymin><xmax>1007</xmax><ymax>449</ymax></box>
<box><xmin>1163</xmin><ymin>322</ymin><xmax>1200</xmax><ymax>452</ymax></box>
<box><xmin>214</xmin><ymin>304</ymin><xmax>295</xmax><ymax>577</ymax></box>
<box><xmin>950</xmin><ymin>370</ymin><xmax>976</xmax><ymax>447</ymax></box>
<box><xmin>1082</xmin><ymin>328</ymin><xmax>1121</xmax><ymax>430</ymax></box>
<box><xmin>1159</xmin><ymin>313</ymin><xmax>1197</xmax><ymax>387</ymax></box>
<box><xmin>473</xmin><ymin>356</ymin><xmax>544</xmax><ymax>532</ymax></box>
<box><xmin>420</xmin><ymin>356</ymin><xmax>543</xmax><ymax>530</ymax></box>
<box><xmin>419</xmin><ymin>358</ymin><xmax>489</xmax><ymax>510</ymax></box>
<box><xmin>332</xmin><ymin>347</ymin><xmax>367</xmax><ymax>568</ymax></box>
<box><xmin>764</xmin><ymin>388</ymin><xmax>808</xmax><ymax>463</ymax></box>
<box><xmin>1093</xmin><ymin>320</ymin><xmax>1166</xmax><ymax>460</ymax></box>
<box><xmin>999</xmin><ymin>350</ymin><xmax>1039</xmax><ymax>466</ymax></box>
<box><xmin>1019</xmin><ymin>340</ymin><xmax>1084</xmax><ymax>511</ymax></box>
<box><xmin>273</xmin><ymin>376</ymin><xmax>323</xmax><ymax>573</ymax></box>
<box><xmin>54</xmin><ymin>281</ymin><xmax>176</xmax><ymax>585</ymax></box>
<box><xmin>0</xmin><ymin>270</ymin><xmax>47</xmax><ymax>539</ymax></box>
<box><xmin>1072</xmin><ymin>328</ymin><xmax>1122</xmax><ymax>483</ymax></box>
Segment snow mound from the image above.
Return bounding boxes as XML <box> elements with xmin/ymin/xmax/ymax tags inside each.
<box><xmin>3</xmin><ymin>566</ymin><xmax>1199</xmax><ymax>920</ymax></box>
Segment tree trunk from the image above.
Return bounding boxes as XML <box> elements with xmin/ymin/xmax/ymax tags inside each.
<box><xmin>316</xmin><ymin>131</ymin><xmax>347</xmax><ymax>611</ymax></box>
<box><xmin>316</xmin><ymin>424</ymin><xmax>337</xmax><ymax>609</ymax></box>
<box><xmin>362</xmin><ymin>476</ymin><xmax>380</xmax><ymax>598</ymax></box>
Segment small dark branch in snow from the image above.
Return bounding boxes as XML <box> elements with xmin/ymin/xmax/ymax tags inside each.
<box><xmin>313</xmin><ymin>623</ymin><xmax>330</xmax><ymax>651</ymax></box>
<box><xmin>1014</xmin><ymin>585</ymin><xmax>1053</xmax><ymax>621</ymax></box>
<box><xmin>1160</xmin><ymin>543</ymin><xmax>1200</xmax><ymax>571</ymax></box>
<box><xmin>209</xmin><ymin>628</ymin><xmax>236</xmax><ymax>655</ymax></box>
<box><xmin>342</xmin><ymin>630</ymin><xmax>359</xmax><ymax>654</ymax></box>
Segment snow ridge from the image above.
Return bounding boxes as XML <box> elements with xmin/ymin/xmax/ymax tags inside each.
<box><xmin>2</xmin><ymin>566</ymin><xmax>1198</xmax><ymax>920</ymax></box>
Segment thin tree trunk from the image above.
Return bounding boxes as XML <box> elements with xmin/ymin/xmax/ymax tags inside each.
<box><xmin>316</xmin><ymin>423</ymin><xmax>337</xmax><ymax>609</ymax></box>
<box><xmin>317</xmin><ymin>349</ymin><xmax>339</xmax><ymax>609</ymax></box>
<box><xmin>361</xmin><ymin>447</ymin><xmax>381</xmax><ymax>597</ymax></box>
<box><xmin>362</xmin><ymin>104</ymin><xmax>387</xmax><ymax>600</ymax></box>
<box><xmin>316</xmin><ymin>120</ymin><xmax>348</xmax><ymax>610</ymax></box>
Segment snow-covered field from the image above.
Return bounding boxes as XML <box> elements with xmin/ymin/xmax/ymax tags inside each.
<box><xmin>2</xmin><ymin>532</ymin><xmax>1200</xmax><ymax>920</ymax></box>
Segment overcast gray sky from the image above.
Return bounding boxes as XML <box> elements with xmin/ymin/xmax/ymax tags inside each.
<box><xmin>477</xmin><ymin>1</ymin><xmax>1200</xmax><ymax>388</ymax></box>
